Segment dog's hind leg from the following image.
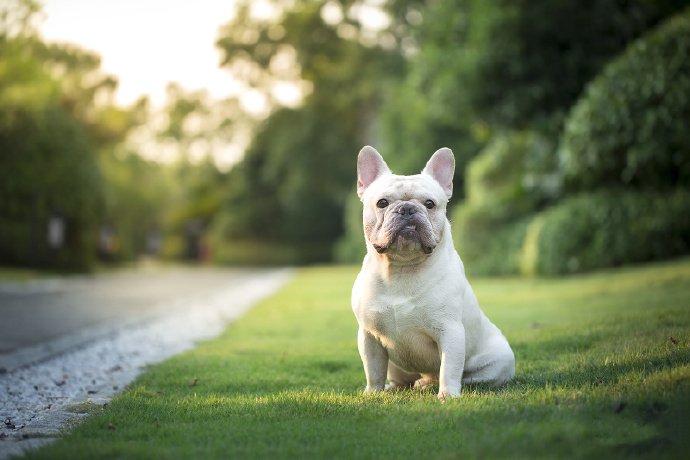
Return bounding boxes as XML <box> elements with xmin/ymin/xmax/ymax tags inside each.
<box><xmin>413</xmin><ymin>374</ymin><xmax>438</xmax><ymax>391</ymax></box>
<box><xmin>462</xmin><ymin>335</ymin><xmax>515</xmax><ymax>386</ymax></box>
<box><xmin>386</xmin><ymin>361</ymin><xmax>420</xmax><ymax>391</ymax></box>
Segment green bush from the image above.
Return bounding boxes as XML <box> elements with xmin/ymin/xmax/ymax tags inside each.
<box><xmin>559</xmin><ymin>9</ymin><xmax>690</xmax><ymax>191</ymax></box>
<box><xmin>211</xmin><ymin>240</ymin><xmax>332</xmax><ymax>266</ymax></box>
<box><xmin>465</xmin><ymin>131</ymin><xmax>559</xmax><ymax>213</ymax></box>
<box><xmin>451</xmin><ymin>131</ymin><xmax>557</xmax><ymax>275</ymax></box>
<box><xmin>333</xmin><ymin>191</ymin><xmax>367</xmax><ymax>264</ymax></box>
<box><xmin>521</xmin><ymin>189</ymin><xmax>690</xmax><ymax>275</ymax></box>
<box><xmin>442</xmin><ymin>0</ymin><xmax>687</xmax><ymax>129</ymax></box>
<box><xmin>0</xmin><ymin>107</ymin><xmax>104</xmax><ymax>270</ymax></box>
<box><xmin>453</xmin><ymin>208</ymin><xmax>531</xmax><ymax>276</ymax></box>
<box><xmin>209</xmin><ymin>210</ymin><xmax>334</xmax><ymax>266</ymax></box>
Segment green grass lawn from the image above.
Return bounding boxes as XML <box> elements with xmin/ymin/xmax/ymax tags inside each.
<box><xmin>29</xmin><ymin>259</ymin><xmax>690</xmax><ymax>459</ymax></box>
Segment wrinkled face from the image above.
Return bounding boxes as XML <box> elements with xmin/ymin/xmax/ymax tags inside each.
<box><xmin>362</xmin><ymin>174</ymin><xmax>448</xmax><ymax>261</ymax></box>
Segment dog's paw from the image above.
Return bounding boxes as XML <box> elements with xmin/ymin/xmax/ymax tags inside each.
<box><xmin>364</xmin><ymin>385</ymin><xmax>384</xmax><ymax>394</ymax></box>
<box><xmin>437</xmin><ymin>389</ymin><xmax>461</xmax><ymax>403</ymax></box>
<box><xmin>413</xmin><ymin>377</ymin><xmax>436</xmax><ymax>391</ymax></box>
<box><xmin>385</xmin><ymin>381</ymin><xmax>414</xmax><ymax>392</ymax></box>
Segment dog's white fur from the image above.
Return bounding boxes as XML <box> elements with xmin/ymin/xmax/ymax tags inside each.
<box><xmin>352</xmin><ymin>146</ymin><xmax>515</xmax><ymax>401</ymax></box>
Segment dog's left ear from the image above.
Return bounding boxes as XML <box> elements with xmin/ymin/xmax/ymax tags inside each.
<box><xmin>422</xmin><ymin>147</ymin><xmax>455</xmax><ymax>199</ymax></box>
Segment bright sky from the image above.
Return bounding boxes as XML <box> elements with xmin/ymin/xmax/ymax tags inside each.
<box><xmin>39</xmin><ymin>0</ymin><xmax>241</xmax><ymax>107</ymax></box>
<box><xmin>36</xmin><ymin>0</ymin><xmax>389</xmax><ymax>167</ymax></box>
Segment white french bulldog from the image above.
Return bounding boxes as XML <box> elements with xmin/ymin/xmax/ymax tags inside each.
<box><xmin>351</xmin><ymin>146</ymin><xmax>515</xmax><ymax>401</ymax></box>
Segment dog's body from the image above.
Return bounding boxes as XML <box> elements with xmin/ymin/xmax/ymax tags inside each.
<box><xmin>352</xmin><ymin>146</ymin><xmax>515</xmax><ymax>401</ymax></box>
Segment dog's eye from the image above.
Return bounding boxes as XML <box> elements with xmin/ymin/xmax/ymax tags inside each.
<box><xmin>376</xmin><ymin>198</ymin><xmax>389</xmax><ymax>209</ymax></box>
<box><xmin>425</xmin><ymin>200</ymin><xmax>436</xmax><ymax>209</ymax></box>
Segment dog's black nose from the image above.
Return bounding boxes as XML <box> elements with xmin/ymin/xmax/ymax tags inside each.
<box><xmin>396</xmin><ymin>203</ymin><xmax>417</xmax><ymax>216</ymax></box>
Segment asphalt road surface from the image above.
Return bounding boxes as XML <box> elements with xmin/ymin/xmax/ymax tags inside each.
<box><xmin>0</xmin><ymin>265</ymin><xmax>292</xmax><ymax>459</ymax></box>
<box><xmin>0</xmin><ymin>265</ymin><xmax>281</xmax><ymax>369</ymax></box>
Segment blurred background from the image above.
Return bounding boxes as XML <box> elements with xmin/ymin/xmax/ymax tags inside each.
<box><xmin>2</xmin><ymin>0</ymin><xmax>690</xmax><ymax>276</ymax></box>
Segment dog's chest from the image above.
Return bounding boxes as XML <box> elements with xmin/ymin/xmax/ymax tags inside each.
<box><xmin>359</xmin><ymin>291</ymin><xmax>443</xmax><ymax>373</ymax></box>
<box><xmin>363</xmin><ymin>299</ymin><xmax>417</xmax><ymax>338</ymax></box>
<box><xmin>357</xmin><ymin>277</ymin><xmax>444</xmax><ymax>332</ymax></box>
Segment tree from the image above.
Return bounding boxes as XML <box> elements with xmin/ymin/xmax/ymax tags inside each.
<box><xmin>559</xmin><ymin>8</ymin><xmax>690</xmax><ymax>191</ymax></box>
<box><xmin>0</xmin><ymin>105</ymin><xmax>104</xmax><ymax>269</ymax></box>
<box><xmin>0</xmin><ymin>0</ymin><xmax>156</xmax><ymax>269</ymax></box>
<box><xmin>440</xmin><ymin>0</ymin><xmax>690</xmax><ymax>131</ymax></box>
<box><xmin>213</xmin><ymin>0</ymin><xmax>405</xmax><ymax>262</ymax></box>
<box><xmin>0</xmin><ymin>2</ymin><xmax>103</xmax><ymax>269</ymax></box>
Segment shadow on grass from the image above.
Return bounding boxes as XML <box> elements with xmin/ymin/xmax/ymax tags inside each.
<box><xmin>514</xmin><ymin>333</ymin><xmax>690</xmax><ymax>389</ymax></box>
<box><xmin>76</xmin><ymin>378</ymin><xmax>688</xmax><ymax>460</ymax></box>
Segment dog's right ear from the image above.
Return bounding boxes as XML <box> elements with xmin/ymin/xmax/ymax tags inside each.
<box><xmin>357</xmin><ymin>146</ymin><xmax>391</xmax><ymax>199</ymax></box>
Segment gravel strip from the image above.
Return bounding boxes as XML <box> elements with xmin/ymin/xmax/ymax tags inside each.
<box><xmin>0</xmin><ymin>268</ymin><xmax>292</xmax><ymax>459</ymax></box>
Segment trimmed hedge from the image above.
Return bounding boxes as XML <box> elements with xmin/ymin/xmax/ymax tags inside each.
<box><xmin>559</xmin><ymin>9</ymin><xmax>690</xmax><ymax>191</ymax></box>
<box><xmin>520</xmin><ymin>189</ymin><xmax>690</xmax><ymax>275</ymax></box>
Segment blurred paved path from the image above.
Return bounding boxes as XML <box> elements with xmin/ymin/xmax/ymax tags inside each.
<box><xmin>0</xmin><ymin>265</ymin><xmax>293</xmax><ymax>459</ymax></box>
<box><xmin>0</xmin><ymin>265</ymin><xmax>285</xmax><ymax>372</ymax></box>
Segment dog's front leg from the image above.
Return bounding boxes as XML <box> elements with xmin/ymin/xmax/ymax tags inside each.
<box><xmin>358</xmin><ymin>327</ymin><xmax>388</xmax><ymax>393</ymax></box>
<box><xmin>438</xmin><ymin>324</ymin><xmax>466</xmax><ymax>401</ymax></box>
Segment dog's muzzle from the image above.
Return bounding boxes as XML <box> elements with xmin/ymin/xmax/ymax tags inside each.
<box><xmin>373</xmin><ymin>203</ymin><xmax>436</xmax><ymax>255</ymax></box>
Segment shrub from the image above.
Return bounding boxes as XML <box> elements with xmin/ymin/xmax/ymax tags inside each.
<box><xmin>451</xmin><ymin>131</ymin><xmax>557</xmax><ymax>275</ymax></box>
<box><xmin>0</xmin><ymin>107</ymin><xmax>103</xmax><ymax>270</ymax></box>
<box><xmin>520</xmin><ymin>189</ymin><xmax>690</xmax><ymax>275</ymax></box>
<box><xmin>333</xmin><ymin>191</ymin><xmax>367</xmax><ymax>264</ymax></box>
<box><xmin>559</xmin><ymin>9</ymin><xmax>690</xmax><ymax>191</ymax></box>
<box><xmin>453</xmin><ymin>208</ymin><xmax>531</xmax><ymax>276</ymax></box>
<box><xmin>465</xmin><ymin>131</ymin><xmax>559</xmax><ymax>213</ymax></box>
<box><xmin>211</xmin><ymin>240</ymin><xmax>332</xmax><ymax>266</ymax></box>
<box><xmin>209</xmin><ymin>210</ymin><xmax>334</xmax><ymax>266</ymax></box>
<box><xmin>452</xmin><ymin>0</ymin><xmax>687</xmax><ymax>129</ymax></box>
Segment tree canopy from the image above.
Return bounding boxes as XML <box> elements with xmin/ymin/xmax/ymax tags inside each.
<box><xmin>4</xmin><ymin>0</ymin><xmax>689</xmax><ymax>272</ymax></box>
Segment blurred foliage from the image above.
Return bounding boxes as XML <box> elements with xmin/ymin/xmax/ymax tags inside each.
<box><xmin>335</xmin><ymin>0</ymin><xmax>688</xmax><ymax>266</ymax></box>
<box><xmin>332</xmin><ymin>191</ymin><xmax>367</xmax><ymax>264</ymax></box>
<box><xmin>207</xmin><ymin>0</ymin><xmax>690</xmax><ymax>269</ymax></box>
<box><xmin>451</xmin><ymin>132</ymin><xmax>556</xmax><ymax>275</ymax></box>
<box><xmin>463</xmin><ymin>132</ymin><xmax>558</xmax><ymax>218</ymax></box>
<box><xmin>213</xmin><ymin>0</ymin><xmax>404</xmax><ymax>264</ymax></box>
<box><xmin>449</xmin><ymin>1</ymin><xmax>690</xmax><ymax>275</ymax></box>
<box><xmin>515</xmin><ymin>8</ymin><xmax>690</xmax><ymax>275</ymax></box>
<box><xmin>0</xmin><ymin>0</ymin><xmax>175</xmax><ymax>270</ymax></box>
<box><xmin>209</xmin><ymin>100</ymin><xmax>364</xmax><ymax>264</ymax></box>
<box><xmin>520</xmin><ymin>189</ymin><xmax>690</xmax><ymax>275</ymax></box>
<box><xmin>4</xmin><ymin>0</ymin><xmax>690</xmax><ymax>273</ymax></box>
<box><xmin>335</xmin><ymin>0</ymin><xmax>486</xmax><ymax>263</ymax></box>
<box><xmin>0</xmin><ymin>106</ymin><xmax>103</xmax><ymax>270</ymax></box>
<box><xmin>454</xmin><ymin>0</ymin><xmax>688</xmax><ymax>130</ymax></box>
<box><xmin>98</xmin><ymin>151</ymin><xmax>175</xmax><ymax>261</ymax></box>
<box><xmin>559</xmin><ymin>9</ymin><xmax>690</xmax><ymax>191</ymax></box>
<box><xmin>0</xmin><ymin>1</ymin><xmax>103</xmax><ymax>269</ymax></box>
<box><xmin>456</xmin><ymin>215</ymin><xmax>531</xmax><ymax>277</ymax></box>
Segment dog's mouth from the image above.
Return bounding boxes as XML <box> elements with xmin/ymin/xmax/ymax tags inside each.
<box><xmin>373</xmin><ymin>225</ymin><xmax>434</xmax><ymax>255</ymax></box>
<box><xmin>398</xmin><ymin>224</ymin><xmax>418</xmax><ymax>239</ymax></box>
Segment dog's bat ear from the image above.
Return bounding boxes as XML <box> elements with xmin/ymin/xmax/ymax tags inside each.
<box><xmin>357</xmin><ymin>146</ymin><xmax>391</xmax><ymax>199</ymax></box>
<box><xmin>422</xmin><ymin>147</ymin><xmax>455</xmax><ymax>199</ymax></box>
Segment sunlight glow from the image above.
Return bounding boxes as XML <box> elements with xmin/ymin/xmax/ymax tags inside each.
<box><xmin>39</xmin><ymin>0</ymin><xmax>240</xmax><ymax>107</ymax></box>
<box><xmin>271</xmin><ymin>81</ymin><xmax>308</xmax><ymax>107</ymax></box>
<box><xmin>350</xmin><ymin>2</ymin><xmax>391</xmax><ymax>31</ymax></box>
<box><xmin>239</xmin><ymin>89</ymin><xmax>269</xmax><ymax>117</ymax></box>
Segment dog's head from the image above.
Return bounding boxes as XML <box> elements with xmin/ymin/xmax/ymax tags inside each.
<box><xmin>357</xmin><ymin>146</ymin><xmax>455</xmax><ymax>263</ymax></box>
